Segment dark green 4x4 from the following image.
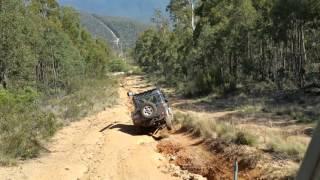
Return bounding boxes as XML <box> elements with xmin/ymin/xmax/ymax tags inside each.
<box><xmin>128</xmin><ymin>88</ymin><xmax>173</xmax><ymax>130</ymax></box>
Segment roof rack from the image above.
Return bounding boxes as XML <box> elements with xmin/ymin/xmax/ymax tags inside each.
<box><xmin>134</xmin><ymin>88</ymin><xmax>159</xmax><ymax>97</ymax></box>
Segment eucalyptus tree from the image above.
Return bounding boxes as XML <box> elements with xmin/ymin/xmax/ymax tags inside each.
<box><xmin>0</xmin><ymin>0</ymin><xmax>33</xmax><ymax>88</ymax></box>
<box><xmin>134</xmin><ymin>0</ymin><xmax>320</xmax><ymax>95</ymax></box>
<box><xmin>167</xmin><ymin>0</ymin><xmax>197</xmax><ymax>31</ymax></box>
<box><xmin>0</xmin><ymin>0</ymin><xmax>114</xmax><ymax>92</ymax></box>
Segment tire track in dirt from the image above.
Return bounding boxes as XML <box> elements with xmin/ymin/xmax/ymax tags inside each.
<box><xmin>0</xmin><ymin>76</ymin><xmax>179</xmax><ymax>180</ymax></box>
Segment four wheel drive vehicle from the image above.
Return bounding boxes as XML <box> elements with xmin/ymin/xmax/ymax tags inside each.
<box><xmin>127</xmin><ymin>88</ymin><xmax>174</xmax><ymax>130</ymax></box>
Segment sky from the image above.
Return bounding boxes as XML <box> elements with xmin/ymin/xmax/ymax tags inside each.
<box><xmin>58</xmin><ymin>0</ymin><xmax>170</xmax><ymax>22</ymax></box>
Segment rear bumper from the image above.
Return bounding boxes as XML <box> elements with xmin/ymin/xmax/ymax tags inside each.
<box><xmin>131</xmin><ymin>112</ymin><xmax>165</xmax><ymax>127</ymax></box>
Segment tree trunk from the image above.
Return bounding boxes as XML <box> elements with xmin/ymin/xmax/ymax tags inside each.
<box><xmin>2</xmin><ymin>73</ymin><xmax>7</xmax><ymax>89</ymax></box>
<box><xmin>261</xmin><ymin>40</ymin><xmax>266</xmax><ymax>80</ymax></box>
<box><xmin>189</xmin><ymin>0</ymin><xmax>195</xmax><ymax>31</ymax></box>
<box><xmin>299</xmin><ymin>23</ymin><xmax>306</xmax><ymax>88</ymax></box>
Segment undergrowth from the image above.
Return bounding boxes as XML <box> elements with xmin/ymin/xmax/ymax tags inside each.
<box><xmin>175</xmin><ymin>112</ymin><xmax>257</xmax><ymax>146</ymax></box>
<box><xmin>44</xmin><ymin>77</ymin><xmax>118</xmax><ymax>122</ymax></box>
<box><xmin>0</xmin><ymin>76</ymin><xmax>118</xmax><ymax>165</ymax></box>
<box><xmin>0</xmin><ymin>89</ymin><xmax>59</xmax><ymax>161</ymax></box>
<box><xmin>174</xmin><ymin>112</ymin><xmax>307</xmax><ymax>161</ymax></box>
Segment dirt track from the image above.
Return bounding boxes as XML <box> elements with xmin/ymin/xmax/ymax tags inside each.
<box><xmin>0</xmin><ymin>76</ymin><xmax>179</xmax><ymax>180</ymax></box>
<box><xmin>0</xmin><ymin>75</ymin><xmax>302</xmax><ymax>180</ymax></box>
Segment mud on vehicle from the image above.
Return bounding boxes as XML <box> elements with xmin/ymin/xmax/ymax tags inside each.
<box><xmin>127</xmin><ymin>88</ymin><xmax>173</xmax><ymax>130</ymax></box>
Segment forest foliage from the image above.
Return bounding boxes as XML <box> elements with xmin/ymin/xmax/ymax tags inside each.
<box><xmin>134</xmin><ymin>0</ymin><xmax>320</xmax><ymax>96</ymax></box>
<box><xmin>0</xmin><ymin>0</ymin><xmax>121</xmax><ymax>162</ymax></box>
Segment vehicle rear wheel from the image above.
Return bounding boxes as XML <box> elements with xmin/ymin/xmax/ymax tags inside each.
<box><xmin>140</xmin><ymin>102</ymin><xmax>157</xmax><ymax>118</ymax></box>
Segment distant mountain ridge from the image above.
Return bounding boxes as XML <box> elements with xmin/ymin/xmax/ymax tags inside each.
<box><xmin>80</xmin><ymin>12</ymin><xmax>150</xmax><ymax>50</ymax></box>
<box><xmin>59</xmin><ymin>0</ymin><xmax>170</xmax><ymax>22</ymax></box>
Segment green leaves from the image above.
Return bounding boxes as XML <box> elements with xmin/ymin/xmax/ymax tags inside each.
<box><xmin>0</xmin><ymin>0</ymin><xmax>114</xmax><ymax>92</ymax></box>
<box><xmin>134</xmin><ymin>0</ymin><xmax>320</xmax><ymax>95</ymax></box>
<box><xmin>0</xmin><ymin>0</ymin><xmax>119</xmax><ymax>162</ymax></box>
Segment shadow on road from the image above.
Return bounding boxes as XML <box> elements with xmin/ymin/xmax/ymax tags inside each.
<box><xmin>99</xmin><ymin>123</ymin><xmax>168</xmax><ymax>141</ymax></box>
<box><xmin>100</xmin><ymin>123</ymin><xmax>154</xmax><ymax>136</ymax></box>
<box><xmin>111</xmin><ymin>124</ymin><xmax>147</xmax><ymax>136</ymax></box>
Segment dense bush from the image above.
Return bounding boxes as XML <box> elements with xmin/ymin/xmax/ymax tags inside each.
<box><xmin>0</xmin><ymin>0</ymin><xmax>115</xmax><ymax>92</ymax></box>
<box><xmin>0</xmin><ymin>77</ymin><xmax>118</xmax><ymax>164</ymax></box>
<box><xmin>134</xmin><ymin>0</ymin><xmax>320</xmax><ymax>96</ymax></box>
<box><xmin>107</xmin><ymin>59</ymin><xmax>130</xmax><ymax>72</ymax></box>
<box><xmin>0</xmin><ymin>0</ymin><xmax>119</xmax><ymax>163</ymax></box>
<box><xmin>0</xmin><ymin>89</ymin><xmax>58</xmax><ymax>159</ymax></box>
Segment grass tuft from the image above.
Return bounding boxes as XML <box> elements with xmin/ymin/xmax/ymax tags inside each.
<box><xmin>174</xmin><ymin>111</ymin><xmax>307</xmax><ymax>161</ymax></box>
<box><xmin>266</xmin><ymin>136</ymin><xmax>307</xmax><ymax>160</ymax></box>
<box><xmin>44</xmin><ymin>77</ymin><xmax>118</xmax><ymax>122</ymax></box>
<box><xmin>235</xmin><ymin>132</ymin><xmax>258</xmax><ymax>146</ymax></box>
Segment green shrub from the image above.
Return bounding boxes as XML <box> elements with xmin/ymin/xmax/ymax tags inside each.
<box><xmin>0</xmin><ymin>89</ymin><xmax>59</xmax><ymax>160</ymax></box>
<box><xmin>0</xmin><ymin>111</ymin><xmax>57</xmax><ymax>159</ymax></box>
<box><xmin>0</xmin><ymin>76</ymin><xmax>118</xmax><ymax>164</ymax></box>
<box><xmin>108</xmin><ymin>59</ymin><xmax>130</xmax><ymax>72</ymax></box>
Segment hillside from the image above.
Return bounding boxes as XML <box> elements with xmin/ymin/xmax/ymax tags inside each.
<box><xmin>59</xmin><ymin>0</ymin><xmax>169</xmax><ymax>22</ymax></box>
<box><xmin>80</xmin><ymin>12</ymin><xmax>149</xmax><ymax>50</ymax></box>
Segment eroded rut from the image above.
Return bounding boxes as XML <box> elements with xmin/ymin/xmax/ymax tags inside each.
<box><xmin>0</xmin><ymin>76</ymin><xmax>180</xmax><ymax>180</ymax></box>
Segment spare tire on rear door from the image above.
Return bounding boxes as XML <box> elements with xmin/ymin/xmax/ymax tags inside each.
<box><xmin>140</xmin><ymin>102</ymin><xmax>157</xmax><ymax>118</ymax></box>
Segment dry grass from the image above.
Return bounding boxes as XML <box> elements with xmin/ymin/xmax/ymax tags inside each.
<box><xmin>266</xmin><ymin>135</ymin><xmax>307</xmax><ymax>160</ymax></box>
<box><xmin>175</xmin><ymin>112</ymin><xmax>258</xmax><ymax>146</ymax></box>
<box><xmin>236</xmin><ymin>104</ymin><xmax>263</xmax><ymax>113</ymax></box>
<box><xmin>174</xmin><ymin>111</ymin><xmax>308</xmax><ymax>161</ymax></box>
<box><xmin>173</xmin><ymin>111</ymin><xmax>309</xmax><ymax>178</ymax></box>
<box><xmin>43</xmin><ymin>77</ymin><xmax>118</xmax><ymax>122</ymax></box>
<box><xmin>261</xmin><ymin>161</ymin><xmax>299</xmax><ymax>179</ymax></box>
